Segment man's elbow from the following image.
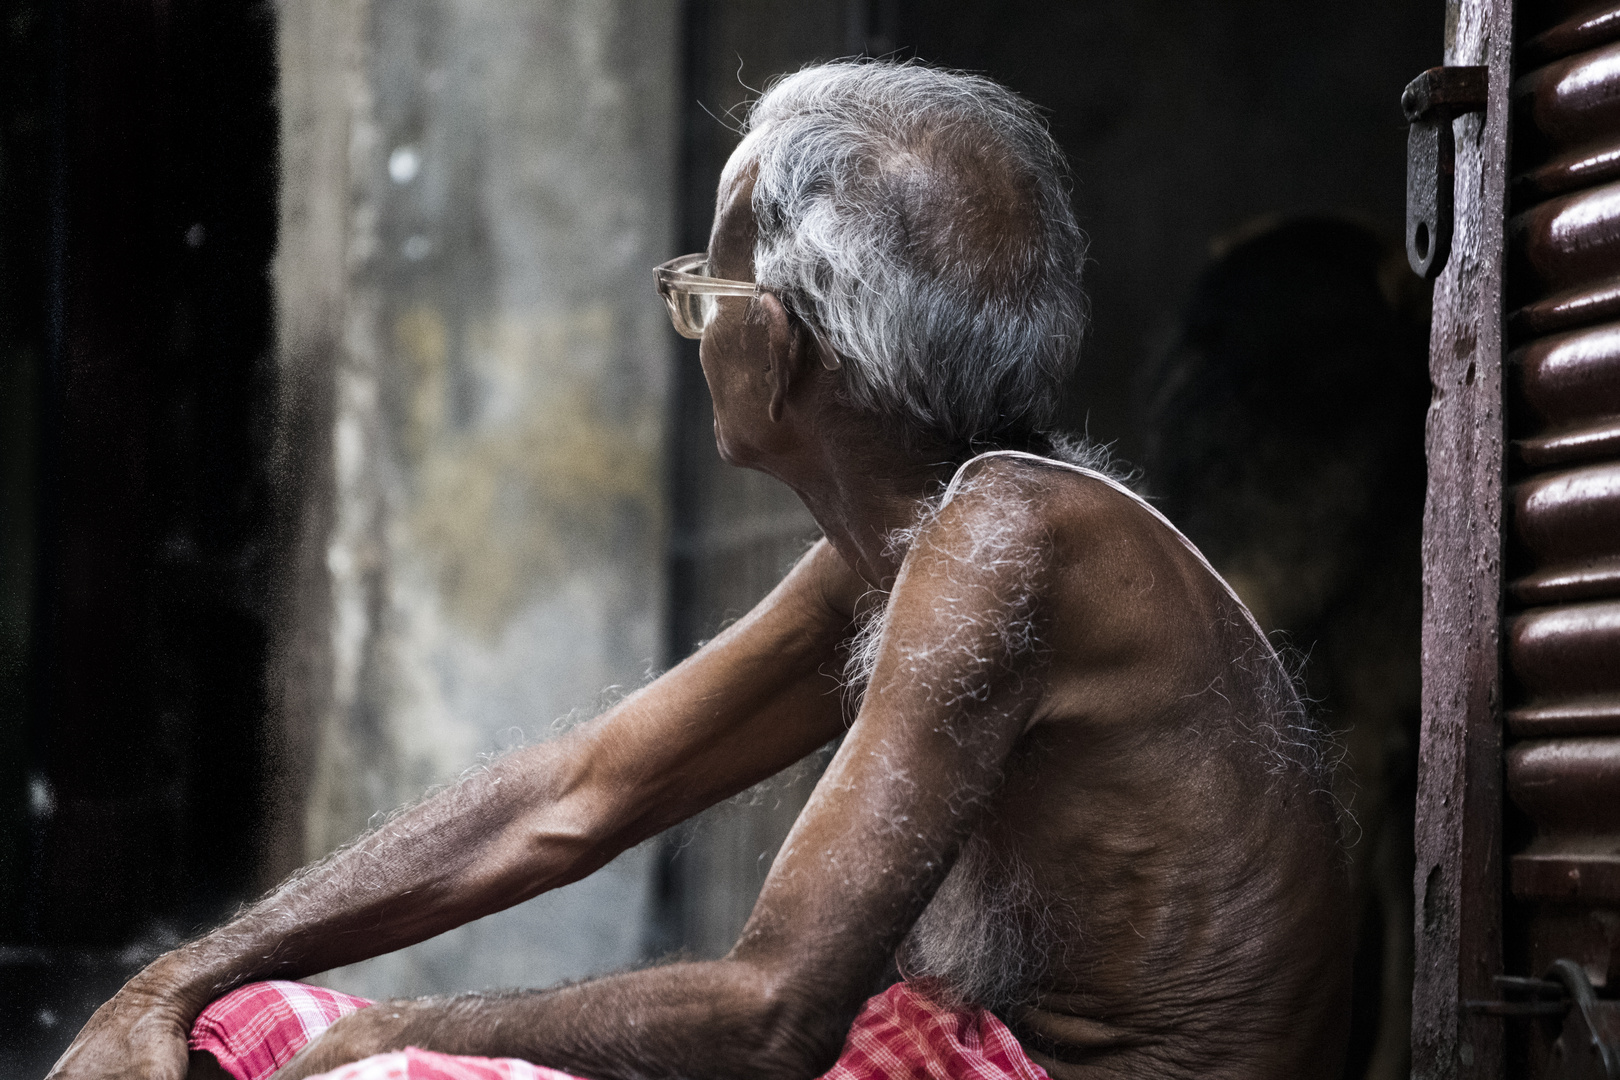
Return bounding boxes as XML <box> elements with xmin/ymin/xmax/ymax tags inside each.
<box><xmin>734</xmin><ymin>967</ymin><xmax>856</xmax><ymax>1080</ymax></box>
<box><xmin>436</xmin><ymin>752</ymin><xmax>616</xmax><ymax>905</ymax></box>
<box><xmin>504</xmin><ymin>786</ymin><xmax>635</xmax><ymax>897</ymax></box>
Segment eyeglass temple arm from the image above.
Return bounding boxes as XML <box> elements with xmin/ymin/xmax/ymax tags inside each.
<box><xmin>656</xmin><ymin>267</ymin><xmax>841</xmax><ymax>369</ymax></box>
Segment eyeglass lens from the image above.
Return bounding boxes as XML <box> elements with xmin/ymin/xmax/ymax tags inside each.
<box><xmin>662</xmin><ymin>258</ymin><xmax>718</xmax><ymax>338</ymax></box>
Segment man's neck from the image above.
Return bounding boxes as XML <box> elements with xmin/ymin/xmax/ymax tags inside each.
<box><xmin>778</xmin><ymin>424</ymin><xmax>959</xmax><ymax>591</ymax></box>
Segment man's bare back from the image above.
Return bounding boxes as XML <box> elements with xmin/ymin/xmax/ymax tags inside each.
<box><xmin>887</xmin><ymin>453</ymin><xmax>1352</xmax><ymax>1077</ymax></box>
<box><xmin>49</xmin><ymin>60</ymin><xmax>1352</xmax><ymax>1080</ymax></box>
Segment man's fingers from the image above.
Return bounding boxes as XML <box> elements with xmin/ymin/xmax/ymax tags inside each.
<box><xmin>45</xmin><ymin>997</ymin><xmax>189</xmax><ymax>1080</ymax></box>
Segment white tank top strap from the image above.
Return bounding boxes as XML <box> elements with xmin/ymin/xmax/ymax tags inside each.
<box><xmin>940</xmin><ymin>449</ymin><xmax>1274</xmax><ymax>653</ymax></box>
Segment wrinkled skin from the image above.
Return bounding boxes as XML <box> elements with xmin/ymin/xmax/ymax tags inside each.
<box><xmin>49</xmin><ymin>153</ymin><xmax>1351</xmax><ymax>1080</ymax></box>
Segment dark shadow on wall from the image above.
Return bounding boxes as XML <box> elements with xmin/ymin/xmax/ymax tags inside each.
<box><xmin>1140</xmin><ymin>218</ymin><xmax>1432</xmax><ymax>1080</ymax></box>
<box><xmin>896</xmin><ymin>0</ymin><xmax>1443</xmax><ymax>466</ymax></box>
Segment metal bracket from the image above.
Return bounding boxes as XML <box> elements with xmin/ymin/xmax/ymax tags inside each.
<box><xmin>1403</xmin><ymin>66</ymin><xmax>1489</xmax><ymax>279</ymax></box>
<box><xmin>1546</xmin><ymin>959</ymin><xmax>1620</xmax><ymax>1080</ymax></box>
<box><xmin>1465</xmin><ymin>973</ymin><xmax>1571</xmax><ymax>1017</ymax></box>
<box><xmin>1466</xmin><ymin>961</ymin><xmax>1620</xmax><ymax>1078</ymax></box>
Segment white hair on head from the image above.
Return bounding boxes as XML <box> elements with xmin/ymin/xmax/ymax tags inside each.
<box><xmin>741</xmin><ymin>60</ymin><xmax>1089</xmax><ymax>449</ymax></box>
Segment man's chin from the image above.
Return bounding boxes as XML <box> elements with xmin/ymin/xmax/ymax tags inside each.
<box><xmin>712</xmin><ymin>429</ymin><xmax>756</xmax><ymax>470</ymax></box>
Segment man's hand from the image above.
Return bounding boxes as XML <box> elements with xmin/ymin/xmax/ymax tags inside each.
<box><xmin>270</xmin><ymin>1004</ymin><xmax>415</xmax><ymax>1080</ymax></box>
<box><xmin>46</xmin><ymin>970</ymin><xmax>195</xmax><ymax>1080</ymax></box>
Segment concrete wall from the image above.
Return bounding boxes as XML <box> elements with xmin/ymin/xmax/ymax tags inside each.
<box><xmin>274</xmin><ymin>0</ymin><xmax>678</xmax><ymax>998</ymax></box>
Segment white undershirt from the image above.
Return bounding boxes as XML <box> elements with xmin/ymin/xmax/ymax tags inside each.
<box><xmin>940</xmin><ymin>448</ymin><xmax>1275</xmax><ymax>657</ymax></box>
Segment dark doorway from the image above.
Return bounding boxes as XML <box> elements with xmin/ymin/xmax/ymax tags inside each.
<box><xmin>0</xmin><ymin>1</ymin><xmax>280</xmax><ymax>1071</ymax></box>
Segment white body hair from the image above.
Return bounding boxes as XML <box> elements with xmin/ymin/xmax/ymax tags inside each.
<box><xmin>897</xmin><ymin>830</ymin><xmax>1066</xmax><ymax>1016</ymax></box>
<box><xmin>838</xmin><ymin>449</ymin><xmax>1343</xmax><ymax>1013</ymax></box>
<box><xmin>740</xmin><ymin>61</ymin><xmax>1089</xmax><ymax>449</ymax></box>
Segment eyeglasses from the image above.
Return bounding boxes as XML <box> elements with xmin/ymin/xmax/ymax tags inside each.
<box><xmin>653</xmin><ymin>253</ymin><xmax>841</xmax><ymax>369</ymax></box>
<box><xmin>654</xmin><ymin>253</ymin><xmax>761</xmax><ymax>340</ymax></box>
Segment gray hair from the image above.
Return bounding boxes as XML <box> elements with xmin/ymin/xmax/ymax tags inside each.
<box><xmin>740</xmin><ymin>60</ymin><xmax>1088</xmax><ymax>450</ymax></box>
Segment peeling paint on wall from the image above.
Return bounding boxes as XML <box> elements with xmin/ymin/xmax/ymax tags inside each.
<box><xmin>278</xmin><ymin>0</ymin><xmax>678</xmax><ymax>998</ymax></box>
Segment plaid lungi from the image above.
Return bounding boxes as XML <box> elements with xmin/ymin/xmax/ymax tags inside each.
<box><xmin>189</xmin><ymin>978</ymin><xmax>1050</xmax><ymax>1080</ymax></box>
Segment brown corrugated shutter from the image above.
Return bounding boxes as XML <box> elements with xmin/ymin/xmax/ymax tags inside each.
<box><xmin>1502</xmin><ymin>1</ymin><xmax>1620</xmax><ymax>1074</ymax></box>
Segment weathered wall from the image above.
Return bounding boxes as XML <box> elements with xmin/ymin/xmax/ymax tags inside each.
<box><xmin>274</xmin><ymin>0</ymin><xmax>678</xmax><ymax>998</ymax></box>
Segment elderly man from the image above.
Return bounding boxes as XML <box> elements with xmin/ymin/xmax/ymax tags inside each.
<box><xmin>51</xmin><ymin>61</ymin><xmax>1350</xmax><ymax>1080</ymax></box>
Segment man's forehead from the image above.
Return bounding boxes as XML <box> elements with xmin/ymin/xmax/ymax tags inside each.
<box><xmin>710</xmin><ymin>144</ymin><xmax>759</xmax><ymax>264</ymax></box>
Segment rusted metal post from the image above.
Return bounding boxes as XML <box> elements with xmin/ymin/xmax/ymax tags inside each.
<box><xmin>1412</xmin><ymin>0</ymin><xmax>1513</xmax><ymax>1078</ymax></box>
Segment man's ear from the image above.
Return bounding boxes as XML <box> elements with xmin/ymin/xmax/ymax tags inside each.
<box><xmin>758</xmin><ymin>291</ymin><xmax>811</xmax><ymax>423</ymax></box>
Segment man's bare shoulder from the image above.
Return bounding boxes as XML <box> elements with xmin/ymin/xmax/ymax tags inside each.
<box><xmin>922</xmin><ymin>453</ymin><xmax>1251</xmax><ymax>724</ymax></box>
<box><xmin>909</xmin><ymin>453</ymin><xmax>1124</xmax><ymax>574</ymax></box>
<box><xmin>929</xmin><ymin>454</ymin><xmax>1218</xmax><ymax>605</ymax></box>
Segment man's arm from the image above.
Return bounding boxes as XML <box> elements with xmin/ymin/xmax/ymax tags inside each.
<box><xmin>272</xmin><ymin>475</ymin><xmax>1052</xmax><ymax>1080</ymax></box>
<box><xmin>48</xmin><ymin>540</ymin><xmax>865</xmax><ymax>1080</ymax></box>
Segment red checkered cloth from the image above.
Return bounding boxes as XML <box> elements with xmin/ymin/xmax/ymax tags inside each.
<box><xmin>189</xmin><ymin>978</ymin><xmax>1050</xmax><ymax>1080</ymax></box>
<box><xmin>189</xmin><ymin>982</ymin><xmax>577</xmax><ymax>1080</ymax></box>
<box><xmin>821</xmin><ymin>982</ymin><xmax>1049</xmax><ymax>1080</ymax></box>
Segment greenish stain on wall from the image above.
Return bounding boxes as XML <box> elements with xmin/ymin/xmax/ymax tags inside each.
<box><xmin>394</xmin><ymin>304</ymin><xmax>663</xmax><ymax>639</ymax></box>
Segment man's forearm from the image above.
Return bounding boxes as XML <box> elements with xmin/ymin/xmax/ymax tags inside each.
<box><xmin>147</xmin><ymin>740</ymin><xmax>588</xmax><ymax>1016</ymax></box>
<box><xmin>52</xmin><ymin>554</ymin><xmax>856</xmax><ymax>1080</ymax></box>
<box><xmin>279</xmin><ymin>957</ymin><xmax>858</xmax><ymax>1080</ymax></box>
<box><xmin>142</xmin><ymin>584</ymin><xmax>852</xmax><ymax>1019</ymax></box>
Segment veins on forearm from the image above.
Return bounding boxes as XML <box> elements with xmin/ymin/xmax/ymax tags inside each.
<box><xmin>360</xmin><ymin>959</ymin><xmax>848</xmax><ymax>1080</ymax></box>
<box><xmin>172</xmin><ymin>752</ymin><xmax>568</xmax><ymax>998</ymax></box>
